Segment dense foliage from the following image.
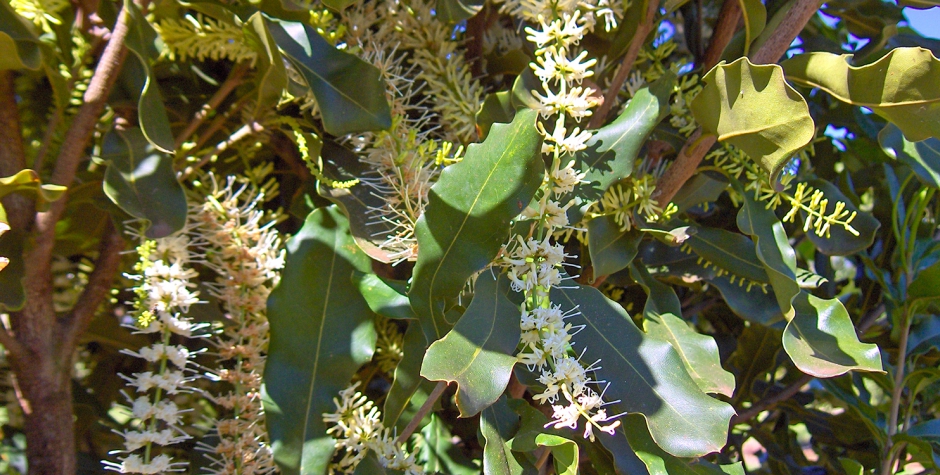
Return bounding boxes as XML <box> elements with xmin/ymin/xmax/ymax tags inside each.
<box><xmin>1</xmin><ymin>0</ymin><xmax>940</xmax><ymax>473</ymax></box>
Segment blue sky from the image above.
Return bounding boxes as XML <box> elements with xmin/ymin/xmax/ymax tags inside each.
<box><xmin>904</xmin><ymin>6</ymin><xmax>940</xmax><ymax>39</ymax></box>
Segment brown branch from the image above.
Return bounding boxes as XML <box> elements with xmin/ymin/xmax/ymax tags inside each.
<box><xmin>0</xmin><ymin>71</ymin><xmax>34</xmax><ymax>232</ymax></box>
<box><xmin>396</xmin><ymin>381</ymin><xmax>448</xmax><ymax>444</ymax></box>
<box><xmin>653</xmin><ymin>0</ymin><xmax>822</xmax><ymax>208</ymax></box>
<box><xmin>701</xmin><ymin>0</ymin><xmax>742</xmax><ymax>71</ymax></box>
<box><xmin>182</xmin><ymin>121</ymin><xmax>264</xmax><ymax>179</ymax></box>
<box><xmin>175</xmin><ymin>63</ymin><xmax>250</xmax><ymax>149</ymax></box>
<box><xmin>0</xmin><ymin>320</ymin><xmax>26</xmax><ymax>362</ymax></box>
<box><xmin>731</xmin><ymin>373</ymin><xmax>813</xmax><ymax>425</ymax></box>
<box><xmin>59</xmin><ymin>220</ymin><xmax>125</xmax><ymax>353</ymax></box>
<box><xmin>588</xmin><ymin>0</ymin><xmax>659</xmax><ymax>129</ymax></box>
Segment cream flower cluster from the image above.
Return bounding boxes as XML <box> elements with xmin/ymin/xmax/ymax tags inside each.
<box><xmin>323</xmin><ymin>383</ymin><xmax>424</xmax><ymax>475</ymax></box>
<box><xmin>496</xmin><ymin>0</ymin><xmax>623</xmax><ymax>442</ymax></box>
<box><xmin>192</xmin><ymin>176</ymin><xmax>285</xmax><ymax>475</ymax></box>
<box><xmin>104</xmin><ymin>234</ymin><xmax>205</xmax><ymax>474</ymax></box>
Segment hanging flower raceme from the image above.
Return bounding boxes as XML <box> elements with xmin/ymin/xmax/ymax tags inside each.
<box><xmin>191</xmin><ymin>175</ymin><xmax>285</xmax><ymax>475</ymax></box>
<box><xmin>104</xmin><ymin>232</ymin><xmax>206</xmax><ymax>474</ymax></box>
<box><xmin>323</xmin><ymin>383</ymin><xmax>424</xmax><ymax>475</ymax></box>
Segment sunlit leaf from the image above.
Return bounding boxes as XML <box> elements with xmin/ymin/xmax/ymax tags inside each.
<box><xmin>879</xmin><ymin>122</ymin><xmax>940</xmax><ymax>189</ymax></box>
<box><xmin>123</xmin><ymin>0</ymin><xmax>175</xmax><ymax>153</ymax></box>
<box><xmin>264</xmin><ymin>206</ymin><xmax>377</xmax><ymax>475</ymax></box>
<box><xmin>691</xmin><ymin>58</ymin><xmax>815</xmax><ymax>180</ymax></box>
<box><xmin>352</xmin><ymin>272</ymin><xmax>416</xmax><ymax>320</ymax></box>
<box><xmin>0</xmin><ymin>1</ymin><xmax>41</xmax><ymax>70</ymax></box>
<box><xmin>782</xmin><ymin>47</ymin><xmax>940</xmax><ymax>142</ymax></box>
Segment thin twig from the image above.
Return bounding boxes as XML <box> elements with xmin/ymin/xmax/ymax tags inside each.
<box><xmin>396</xmin><ymin>381</ymin><xmax>448</xmax><ymax>444</ymax></box>
<box><xmin>588</xmin><ymin>0</ymin><xmax>659</xmax><ymax>129</ymax></box>
<box><xmin>653</xmin><ymin>0</ymin><xmax>822</xmax><ymax>208</ymax></box>
<box><xmin>59</xmin><ymin>220</ymin><xmax>125</xmax><ymax>353</ymax></box>
<box><xmin>191</xmin><ymin>96</ymin><xmax>250</xmax><ymax>152</ymax></box>
<box><xmin>535</xmin><ymin>447</ymin><xmax>552</xmax><ymax>472</ymax></box>
<box><xmin>701</xmin><ymin>0</ymin><xmax>742</xmax><ymax>70</ymax></box>
<box><xmin>882</xmin><ymin>304</ymin><xmax>913</xmax><ymax>475</ymax></box>
<box><xmin>731</xmin><ymin>373</ymin><xmax>813</xmax><ymax>425</ymax></box>
<box><xmin>182</xmin><ymin>121</ymin><xmax>264</xmax><ymax>179</ymax></box>
<box><xmin>175</xmin><ymin>63</ymin><xmax>250</xmax><ymax>149</ymax></box>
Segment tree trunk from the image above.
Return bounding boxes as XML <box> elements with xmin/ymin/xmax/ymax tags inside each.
<box><xmin>16</xmin><ymin>364</ymin><xmax>76</xmax><ymax>475</ymax></box>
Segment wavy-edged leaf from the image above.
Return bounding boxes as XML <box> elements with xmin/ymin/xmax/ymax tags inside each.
<box><xmin>631</xmin><ymin>265</ymin><xmax>735</xmax><ymax>397</ymax></box>
<box><xmin>409</xmin><ymin>109</ymin><xmax>542</xmax><ymax>342</ymax></box>
<box><xmin>421</xmin><ymin>274</ymin><xmax>520</xmax><ymax>416</ymax></box>
<box><xmin>264</xmin><ymin>206</ymin><xmax>377</xmax><ymax>475</ymax></box>
<box><xmin>879</xmin><ymin>122</ymin><xmax>940</xmax><ymax>189</ymax></box>
<box><xmin>476</xmin><ymin>91</ymin><xmax>515</xmax><ymax>140</ymax></box>
<box><xmin>244</xmin><ymin>13</ymin><xmax>288</xmax><ymax>116</ymax></box>
<box><xmin>0</xmin><ymin>1</ymin><xmax>41</xmax><ymax>70</ymax></box>
<box><xmin>101</xmin><ymin>128</ymin><xmax>187</xmax><ymax>238</ymax></box>
<box><xmin>352</xmin><ymin>272</ymin><xmax>416</xmax><ymax>320</ymax></box>
<box><xmin>123</xmin><ymin>0</ymin><xmax>174</xmax><ymax>153</ymax></box>
<box><xmin>799</xmin><ymin>179</ymin><xmax>880</xmax><ymax>255</ymax></box>
<box><xmin>577</xmin><ymin>73</ymin><xmax>674</xmax><ymax>200</ymax></box>
<box><xmin>551</xmin><ymin>283</ymin><xmax>735</xmax><ymax>457</ymax></box>
<box><xmin>782</xmin><ymin>47</ymin><xmax>940</xmax><ymax>142</ymax></box>
<box><xmin>588</xmin><ymin>215</ymin><xmax>641</xmax><ymax>279</ymax></box>
<box><xmin>267</xmin><ymin>18</ymin><xmax>391</xmax><ymax>135</ymax></box>
<box><xmin>782</xmin><ymin>292</ymin><xmax>883</xmax><ymax>378</ymax></box>
<box><xmin>691</xmin><ymin>58</ymin><xmax>815</xmax><ymax>180</ymax></box>
<box><xmin>687</xmin><ymin>227</ymin><xmax>769</xmax><ymax>284</ymax></box>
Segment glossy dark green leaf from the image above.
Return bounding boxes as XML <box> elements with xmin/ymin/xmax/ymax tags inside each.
<box><xmin>687</xmin><ymin>227</ymin><xmax>769</xmax><ymax>284</ymax></box>
<box><xmin>481</xmin><ymin>396</ymin><xmax>526</xmax><ymax>475</ymax></box>
<box><xmin>510</xmin><ymin>69</ymin><xmax>542</xmax><ymax>111</ymax></box>
<box><xmin>267</xmin><ymin>18</ymin><xmax>392</xmax><ymax>135</ymax></box>
<box><xmin>421</xmin><ymin>274</ymin><xmax>520</xmax><ymax>417</ymax></box>
<box><xmin>0</xmin><ymin>1</ymin><xmax>41</xmax><ymax>70</ymax></box>
<box><xmin>577</xmin><ymin>74</ymin><xmax>674</xmax><ymax>201</ymax></box>
<box><xmin>353</xmin><ymin>454</ymin><xmax>405</xmax><ymax>475</ymax></box>
<box><xmin>383</xmin><ymin>322</ymin><xmax>429</xmax><ymax>429</ymax></box>
<box><xmin>798</xmin><ymin>179</ymin><xmax>880</xmax><ymax>256</ymax></box>
<box><xmin>909</xmin><ymin>260</ymin><xmax>940</xmax><ymax>303</ymax></box>
<box><xmin>599</xmin><ymin>415</ymin><xmax>734</xmax><ymax>475</ymax></box>
<box><xmin>735</xmin><ymin>186</ymin><xmax>801</xmax><ymax>319</ymax></box>
<box><xmin>123</xmin><ymin>0</ymin><xmax>174</xmax><ymax>153</ymax></box>
<box><xmin>551</xmin><ymin>283</ymin><xmax>735</xmax><ymax>457</ymax></box>
<box><xmin>726</xmin><ymin>323</ymin><xmax>782</xmax><ymax>401</ymax></box>
<box><xmin>409</xmin><ymin>109</ymin><xmax>542</xmax><ymax>342</ymax></box>
<box><xmin>352</xmin><ymin>272</ymin><xmax>416</xmax><ymax>320</ymax></box>
<box><xmin>244</xmin><ymin>13</ymin><xmax>288</xmax><ymax>116</ymax></box>
<box><xmin>783</xmin><ymin>48</ymin><xmax>940</xmax><ymax>141</ymax></box>
<box><xmin>691</xmin><ymin>58</ymin><xmax>815</xmax><ymax>180</ymax></box>
<box><xmin>879</xmin><ymin>122</ymin><xmax>940</xmax><ymax>189</ymax></box>
<box><xmin>101</xmin><ymin>128</ymin><xmax>187</xmax><ymax>238</ymax></box>
<box><xmin>418</xmin><ymin>413</ymin><xmax>479</xmax><ymax>475</ymax></box>
<box><xmin>707</xmin><ymin>273</ymin><xmax>783</xmax><ymax>326</ymax></box>
<box><xmin>588</xmin><ymin>215</ymin><xmax>641</xmax><ymax>279</ymax></box>
<box><xmin>263</xmin><ymin>206</ymin><xmax>377</xmax><ymax>475</ymax></box>
<box><xmin>670</xmin><ymin>173</ymin><xmax>728</xmax><ymax>214</ymax></box>
<box><xmin>630</xmin><ymin>265</ymin><xmax>735</xmax><ymax>397</ymax></box>
<box><xmin>476</xmin><ymin>91</ymin><xmax>516</xmax><ymax>140</ymax></box>
<box><xmin>435</xmin><ymin>0</ymin><xmax>483</xmax><ymax>23</ymax></box>
<box><xmin>782</xmin><ymin>292</ymin><xmax>883</xmax><ymax>377</ymax></box>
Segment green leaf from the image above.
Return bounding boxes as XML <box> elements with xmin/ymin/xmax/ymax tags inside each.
<box><xmin>263</xmin><ymin>206</ymin><xmax>377</xmax><ymax>475</ymax></box>
<box><xmin>352</xmin><ymin>272</ymin><xmax>416</xmax><ymax>320</ymax></box>
<box><xmin>244</xmin><ymin>13</ymin><xmax>288</xmax><ymax>116</ymax></box>
<box><xmin>123</xmin><ymin>1</ymin><xmax>175</xmax><ymax>153</ymax></box>
<box><xmin>782</xmin><ymin>47</ymin><xmax>940</xmax><ymax>142</ymax></box>
<box><xmin>418</xmin><ymin>414</ymin><xmax>479</xmax><ymax>475</ymax></box>
<box><xmin>587</xmin><ymin>216</ymin><xmax>641</xmax><ymax>279</ymax></box>
<box><xmin>409</xmin><ymin>109</ymin><xmax>542</xmax><ymax>342</ymax></box>
<box><xmin>687</xmin><ymin>227</ymin><xmax>769</xmax><ymax>284</ymax></box>
<box><xmin>726</xmin><ymin>323</ymin><xmax>782</xmax><ymax>401</ymax></box>
<box><xmin>421</xmin><ymin>274</ymin><xmax>520</xmax><ymax>417</ymax></box>
<box><xmin>670</xmin><ymin>172</ymin><xmax>728</xmax><ymax>214</ymax></box>
<box><xmin>266</xmin><ymin>18</ymin><xmax>392</xmax><ymax>135</ymax></box>
<box><xmin>799</xmin><ymin>179</ymin><xmax>880</xmax><ymax>256</ymax></box>
<box><xmin>577</xmin><ymin>74</ymin><xmax>674</xmax><ymax>200</ymax></box>
<box><xmin>691</xmin><ymin>58</ymin><xmax>815</xmax><ymax>180</ymax></box>
<box><xmin>0</xmin><ymin>1</ymin><xmax>41</xmax><ymax>70</ymax></box>
<box><xmin>0</xmin><ymin>169</ymin><xmax>67</xmax><ymax>213</ymax></box>
<box><xmin>735</xmin><ymin>185</ymin><xmax>801</xmax><ymax>319</ymax></box>
<box><xmin>630</xmin><ymin>265</ymin><xmax>736</xmax><ymax>397</ymax></box>
<box><xmin>782</xmin><ymin>292</ymin><xmax>883</xmax><ymax>378</ymax></box>
<box><xmin>353</xmin><ymin>454</ymin><xmax>405</xmax><ymax>475</ymax></box>
<box><xmin>435</xmin><ymin>0</ymin><xmax>483</xmax><ymax>23</ymax></box>
<box><xmin>481</xmin><ymin>397</ymin><xmax>526</xmax><ymax>475</ymax></box>
<box><xmin>738</xmin><ymin>0</ymin><xmax>766</xmax><ymax>56</ymax></box>
<box><xmin>508</xmin><ymin>400</ymin><xmax>580</xmax><ymax>475</ymax></box>
<box><xmin>476</xmin><ymin>91</ymin><xmax>516</xmax><ymax>140</ymax></box>
<box><xmin>909</xmin><ymin>260</ymin><xmax>940</xmax><ymax>303</ymax></box>
<box><xmin>551</xmin><ymin>283</ymin><xmax>735</xmax><ymax>457</ymax></box>
<box><xmin>101</xmin><ymin>128</ymin><xmax>187</xmax><ymax>238</ymax></box>
<box><xmin>879</xmin><ymin>122</ymin><xmax>940</xmax><ymax>189</ymax></box>
<box><xmin>383</xmin><ymin>322</ymin><xmax>429</xmax><ymax>429</ymax></box>
<box><xmin>599</xmin><ymin>415</ymin><xmax>732</xmax><ymax>475</ymax></box>
<box><xmin>322</xmin><ymin>0</ymin><xmax>357</xmax><ymax>12</ymax></box>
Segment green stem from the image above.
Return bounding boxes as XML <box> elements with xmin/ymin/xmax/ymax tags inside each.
<box><xmin>882</xmin><ymin>303</ymin><xmax>913</xmax><ymax>475</ymax></box>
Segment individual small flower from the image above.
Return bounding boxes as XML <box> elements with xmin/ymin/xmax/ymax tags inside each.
<box><xmin>551</xmin><ymin>160</ymin><xmax>587</xmax><ymax>195</ymax></box>
<box><xmin>539</xmin><ymin>117</ymin><xmax>593</xmax><ymax>156</ymax></box>
<box><xmin>532</xmin><ymin>84</ymin><xmax>600</xmax><ymax>121</ymax></box>
<box><xmin>531</xmin><ymin>47</ymin><xmax>597</xmax><ymax>85</ymax></box>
